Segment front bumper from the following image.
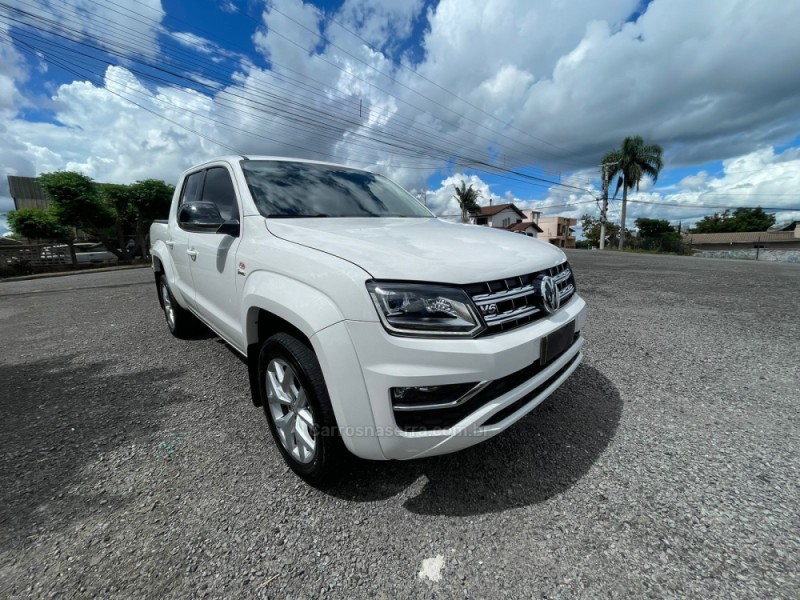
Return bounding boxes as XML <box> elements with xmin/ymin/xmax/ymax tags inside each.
<box><xmin>312</xmin><ymin>294</ymin><xmax>587</xmax><ymax>460</ymax></box>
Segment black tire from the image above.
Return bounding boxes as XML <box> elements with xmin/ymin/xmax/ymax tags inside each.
<box><xmin>157</xmin><ymin>275</ymin><xmax>196</xmax><ymax>338</ymax></box>
<box><xmin>258</xmin><ymin>332</ymin><xmax>347</xmax><ymax>486</ymax></box>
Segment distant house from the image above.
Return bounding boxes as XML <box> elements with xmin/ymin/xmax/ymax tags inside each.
<box><xmin>505</xmin><ymin>221</ymin><xmax>542</xmax><ymax>237</ymax></box>
<box><xmin>469</xmin><ymin>203</ymin><xmax>543</xmax><ymax>237</ymax></box>
<box><xmin>522</xmin><ymin>209</ymin><xmax>541</xmax><ymax>225</ymax></box>
<box><xmin>470</xmin><ymin>203</ymin><xmax>526</xmax><ymax>228</ymax></box>
<box><xmin>7</xmin><ymin>176</ymin><xmax>49</xmax><ymax>210</ymax></box>
<box><xmin>768</xmin><ymin>220</ymin><xmax>799</xmax><ymax>233</ymax></box>
<box><xmin>538</xmin><ymin>216</ymin><xmax>577</xmax><ymax>248</ymax></box>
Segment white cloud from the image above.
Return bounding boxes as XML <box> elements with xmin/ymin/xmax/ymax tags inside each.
<box><xmin>580</xmin><ymin>146</ymin><xmax>800</xmax><ymax>229</ymax></box>
<box><xmin>335</xmin><ymin>0</ymin><xmax>424</xmax><ymax>52</ymax></box>
<box><xmin>0</xmin><ymin>17</ymin><xmax>31</xmax><ymax>228</ymax></box>
<box><xmin>170</xmin><ymin>31</ymin><xmax>217</xmax><ymax>55</ymax></box>
<box><xmin>3</xmin><ymin>0</ymin><xmax>800</xmax><ymax>237</ymax></box>
<box><xmin>168</xmin><ymin>31</ymin><xmax>245</xmax><ymax>63</ymax></box>
<box><xmin>679</xmin><ymin>172</ymin><xmax>709</xmax><ymax>191</ymax></box>
<box><xmin>0</xmin><ymin>17</ymin><xmax>27</xmax><ymax>118</ymax></box>
<box><xmin>253</xmin><ymin>0</ymin><xmax>322</xmax><ymax>66</ymax></box>
<box><xmin>220</xmin><ymin>1</ymin><xmax>238</xmax><ymax>14</ymax></box>
<box><xmin>420</xmin><ymin>145</ymin><xmax>800</xmax><ymax>234</ymax></box>
<box><xmin>1</xmin><ymin>0</ymin><xmax>165</xmax><ymax>57</ymax></box>
<box><xmin>421</xmin><ymin>173</ymin><xmax>503</xmax><ymax>218</ymax></box>
<box><xmin>1</xmin><ymin>66</ymin><xmax>226</xmax><ymax>190</ymax></box>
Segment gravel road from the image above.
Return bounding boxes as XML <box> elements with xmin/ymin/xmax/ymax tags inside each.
<box><xmin>1</xmin><ymin>252</ymin><xmax>798</xmax><ymax>599</ymax></box>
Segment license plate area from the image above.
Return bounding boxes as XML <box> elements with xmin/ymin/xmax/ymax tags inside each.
<box><xmin>540</xmin><ymin>321</ymin><xmax>576</xmax><ymax>366</ymax></box>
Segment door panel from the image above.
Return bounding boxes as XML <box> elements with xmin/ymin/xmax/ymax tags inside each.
<box><xmin>187</xmin><ymin>166</ymin><xmax>243</xmax><ymax>346</ymax></box>
<box><xmin>170</xmin><ymin>170</ymin><xmax>205</xmax><ymax>307</ymax></box>
<box><xmin>189</xmin><ymin>231</ymin><xmax>241</xmax><ymax>343</ymax></box>
<box><xmin>170</xmin><ymin>225</ymin><xmax>196</xmax><ymax>308</ymax></box>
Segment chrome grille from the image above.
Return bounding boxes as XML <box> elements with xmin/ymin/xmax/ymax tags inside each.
<box><xmin>466</xmin><ymin>261</ymin><xmax>576</xmax><ymax>335</ymax></box>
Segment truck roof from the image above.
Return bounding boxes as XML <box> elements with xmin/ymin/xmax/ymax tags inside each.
<box><xmin>181</xmin><ymin>155</ymin><xmax>369</xmax><ymax>176</ymax></box>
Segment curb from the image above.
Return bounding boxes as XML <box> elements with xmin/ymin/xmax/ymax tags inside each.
<box><xmin>1</xmin><ymin>263</ymin><xmax>151</xmax><ymax>283</ymax></box>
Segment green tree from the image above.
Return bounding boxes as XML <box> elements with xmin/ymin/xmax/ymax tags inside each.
<box><xmin>98</xmin><ymin>179</ymin><xmax>173</xmax><ymax>260</ymax></box>
<box><xmin>40</xmin><ymin>171</ymin><xmax>174</xmax><ymax>263</ymax></box>
<box><xmin>6</xmin><ymin>208</ymin><xmax>71</xmax><ymax>242</ymax></box>
<box><xmin>602</xmin><ymin>136</ymin><xmax>664</xmax><ymax>249</ymax></box>
<box><xmin>693</xmin><ymin>207</ymin><xmax>775</xmax><ymax>233</ymax></box>
<box><xmin>99</xmin><ymin>183</ymin><xmax>138</xmax><ymax>262</ymax></box>
<box><xmin>129</xmin><ymin>179</ymin><xmax>174</xmax><ymax>258</ymax></box>
<box><xmin>40</xmin><ymin>171</ymin><xmax>115</xmax><ymax>232</ymax></box>
<box><xmin>635</xmin><ymin>218</ymin><xmax>676</xmax><ymax>238</ymax></box>
<box><xmin>581</xmin><ymin>213</ymin><xmax>622</xmax><ymax>248</ymax></box>
<box><xmin>453</xmin><ymin>180</ymin><xmax>482</xmax><ymax>223</ymax></box>
<box><xmin>40</xmin><ymin>171</ymin><xmax>115</xmax><ymax>265</ymax></box>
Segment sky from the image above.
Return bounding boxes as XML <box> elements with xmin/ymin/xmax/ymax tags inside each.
<box><xmin>1</xmin><ymin>0</ymin><xmax>800</xmax><ymax>236</ymax></box>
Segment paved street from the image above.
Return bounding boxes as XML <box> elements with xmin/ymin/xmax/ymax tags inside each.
<box><xmin>1</xmin><ymin>252</ymin><xmax>798</xmax><ymax>599</ymax></box>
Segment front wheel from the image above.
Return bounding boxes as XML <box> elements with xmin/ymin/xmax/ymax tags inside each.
<box><xmin>258</xmin><ymin>332</ymin><xmax>346</xmax><ymax>485</ymax></box>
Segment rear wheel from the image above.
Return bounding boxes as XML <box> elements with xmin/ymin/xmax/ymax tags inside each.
<box><xmin>158</xmin><ymin>275</ymin><xmax>195</xmax><ymax>338</ymax></box>
<box><xmin>258</xmin><ymin>332</ymin><xmax>346</xmax><ymax>485</ymax></box>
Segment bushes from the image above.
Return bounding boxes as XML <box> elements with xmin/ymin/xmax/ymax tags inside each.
<box><xmin>623</xmin><ymin>236</ymin><xmax>691</xmax><ymax>255</ymax></box>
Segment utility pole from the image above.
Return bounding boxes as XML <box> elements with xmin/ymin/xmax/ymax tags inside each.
<box><xmin>599</xmin><ymin>161</ymin><xmax>617</xmax><ymax>250</ymax></box>
<box><xmin>599</xmin><ymin>187</ymin><xmax>609</xmax><ymax>250</ymax></box>
<box><xmin>617</xmin><ymin>173</ymin><xmax>627</xmax><ymax>251</ymax></box>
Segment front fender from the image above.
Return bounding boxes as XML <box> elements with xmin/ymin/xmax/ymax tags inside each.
<box><xmin>241</xmin><ymin>270</ymin><xmax>345</xmax><ymax>344</ymax></box>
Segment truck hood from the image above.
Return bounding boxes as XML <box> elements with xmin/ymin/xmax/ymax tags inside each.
<box><xmin>265</xmin><ymin>217</ymin><xmax>566</xmax><ymax>283</ymax></box>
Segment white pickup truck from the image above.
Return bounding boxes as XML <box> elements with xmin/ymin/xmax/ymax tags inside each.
<box><xmin>150</xmin><ymin>156</ymin><xmax>587</xmax><ymax>484</ymax></box>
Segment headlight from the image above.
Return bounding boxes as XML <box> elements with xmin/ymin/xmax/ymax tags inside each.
<box><xmin>366</xmin><ymin>281</ymin><xmax>485</xmax><ymax>337</ymax></box>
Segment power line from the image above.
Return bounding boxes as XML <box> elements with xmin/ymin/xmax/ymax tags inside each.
<box><xmin>236</xmin><ymin>0</ymin><xmax>578</xmax><ymax>165</ymax></box>
<box><xmin>17</xmin><ymin>0</ymin><xmax>798</xmax><ymax>215</ymax></box>
<box><xmin>1</xmin><ymin>1</ymin><xmax>582</xmax><ymax>188</ymax></box>
<box><xmin>1</xmin><ymin>3</ymin><xmax>600</xmax><ymax>196</ymax></box>
<box><xmin>625</xmin><ymin>198</ymin><xmax>800</xmax><ymax>212</ymax></box>
<box><xmin>94</xmin><ymin>0</ymin><xmax>577</xmax><ymax>176</ymax></box>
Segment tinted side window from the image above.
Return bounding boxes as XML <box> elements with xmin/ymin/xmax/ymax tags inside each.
<box><xmin>202</xmin><ymin>167</ymin><xmax>238</xmax><ymax>221</ymax></box>
<box><xmin>181</xmin><ymin>171</ymin><xmax>204</xmax><ymax>205</ymax></box>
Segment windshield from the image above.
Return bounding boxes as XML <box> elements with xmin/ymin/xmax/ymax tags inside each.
<box><xmin>241</xmin><ymin>160</ymin><xmax>434</xmax><ymax>218</ymax></box>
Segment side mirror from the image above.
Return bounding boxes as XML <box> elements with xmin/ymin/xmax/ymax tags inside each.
<box><xmin>178</xmin><ymin>201</ymin><xmax>223</xmax><ymax>231</ymax></box>
<box><xmin>217</xmin><ymin>219</ymin><xmax>240</xmax><ymax>237</ymax></box>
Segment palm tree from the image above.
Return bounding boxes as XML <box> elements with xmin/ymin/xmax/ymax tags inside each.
<box><xmin>602</xmin><ymin>136</ymin><xmax>664</xmax><ymax>249</ymax></box>
<box><xmin>453</xmin><ymin>180</ymin><xmax>482</xmax><ymax>223</ymax></box>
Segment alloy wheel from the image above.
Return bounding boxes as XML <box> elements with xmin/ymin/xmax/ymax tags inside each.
<box><xmin>160</xmin><ymin>282</ymin><xmax>175</xmax><ymax>330</ymax></box>
<box><xmin>266</xmin><ymin>358</ymin><xmax>317</xmax><ymax>464</ymax></box>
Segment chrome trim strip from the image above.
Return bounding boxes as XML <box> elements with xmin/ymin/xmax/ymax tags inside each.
<box><xmin>553</xmin><ymin>268</ymin><xmax>572</xmax><ymax>284</ymax></box>
<box><xmin>559</xmin><ymin>284</ymin><xmax>575</xmax><ymax>299</ymax></box>
<box><xmin>473</xmin><ymin>283</ymin><xmax>536</xmax><ymax>304</ymax></box>
<box><xmin>477</xmin><ymin>348</ymin><xmax>584</xmax><ymax>431</ymax></box>
<box><xmin>393</xmin><ymin>380</ymin><xmax>492</xmax><ymax>412</ymax></box>
<box><xmin>471</xmin><ymin>269</ymin><xmax>571</xmax><ymax>304</ymax></box>
<box><xmin>484</xmin><ymin>304</ymin><xmax>542</xmax><ymax>325</ymax></box>
<box><xmin>395</xmin><ymin>337</ymin><xmax>585</xmax><ymax>439</ymax></box>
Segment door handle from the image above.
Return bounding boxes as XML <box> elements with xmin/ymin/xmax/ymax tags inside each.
<box><xmin>165</xmin><ymin>239</ymin><xmax>174</xmax><ymax>249</ymax></box>
<box><xmin>186</xmin><ymin>249</ymin><xmax>198</xmax><ymax>260</ymax></box>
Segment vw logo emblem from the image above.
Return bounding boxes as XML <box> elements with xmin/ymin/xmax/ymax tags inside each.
<box><xmin>536</xmin><ymin>275</ymin><xmax>561</xmax><ymax>314</ymax></box>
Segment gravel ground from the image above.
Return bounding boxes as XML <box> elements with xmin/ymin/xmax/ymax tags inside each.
<box><xmin>1</xmin><ymin>252</ymin><xmax>798</xmax><ymax>599</ymax></box>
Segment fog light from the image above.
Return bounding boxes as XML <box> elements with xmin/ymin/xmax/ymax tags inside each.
<box><xmin>391</xmin><ymin>382</ymin><xmax>478</xmax><ymax>409</ymax></box>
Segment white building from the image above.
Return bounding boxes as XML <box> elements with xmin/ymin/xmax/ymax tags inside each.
<box><xmin>469</xmin><ymin>203</ymin><xmax>543</xmax><ymax>237</ymax></box>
